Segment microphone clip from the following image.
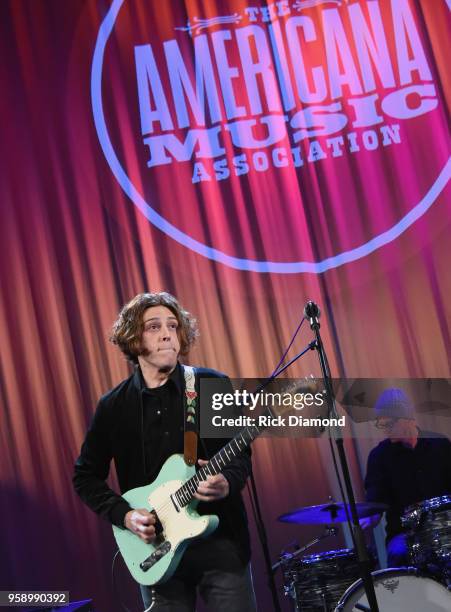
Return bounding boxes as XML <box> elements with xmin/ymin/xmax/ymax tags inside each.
<box><xmin>304</xmin><ymin>300</ymin><xmax>321</xmax><ymax>330</ymax></box>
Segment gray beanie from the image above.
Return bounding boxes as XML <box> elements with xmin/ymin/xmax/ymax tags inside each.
<box><xmin>374</xmin><ymin>388</ymin><xmax>415</xmax><ymax>419</ymax></box>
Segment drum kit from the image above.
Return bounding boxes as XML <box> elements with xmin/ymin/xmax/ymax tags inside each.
<box><xmin>276</xmin><ymin>495</ymin><xmax>451</xmax><ymax>611</ymax></box>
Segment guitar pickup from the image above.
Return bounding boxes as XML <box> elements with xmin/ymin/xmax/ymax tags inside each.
<box><xmin>140</xmin><ymin>540</ymin><xmax>171</xmax><ymax>571</ymax></box>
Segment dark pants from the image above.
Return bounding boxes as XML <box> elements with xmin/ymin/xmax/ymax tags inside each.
<box><xmin>140</xmin><ymin>537</ymin><xmax>256</xmax><ymax>612</ymax></box>
<box><xmin>387</xmin><ymin>533</ymin><xmax>409</xmax><ymax>567</ymax></box>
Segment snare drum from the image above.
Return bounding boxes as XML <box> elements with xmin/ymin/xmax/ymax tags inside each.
<box><xmin>402</xmin><ymin>494</ymin><xmax>451</xmax><ymax>586</ymax></box>
<box><xmin>335</xmin><ymin>568</ymin><xmax>451</xmax><ymax>611</ymax></box>
<box><xmin>283</xmin><ymin>548</ymin><xmax>362</xmax><ymax>611</ymax></box>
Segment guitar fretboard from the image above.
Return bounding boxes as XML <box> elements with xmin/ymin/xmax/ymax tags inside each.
<box><xmin>174</xmin><ymin>424</ymin><xmax>261</xmax><ymax>507</ymax></box>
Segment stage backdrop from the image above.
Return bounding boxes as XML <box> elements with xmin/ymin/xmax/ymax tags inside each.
<box><xmin>0</xmin><ymin>0</ymin><xmax>449</xmax><ymax>610</ymax></box>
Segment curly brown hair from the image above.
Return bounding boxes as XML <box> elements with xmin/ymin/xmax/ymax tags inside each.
<box><xmin>109</xmin><ymin>292</ymin><xmax>198</xmax><ymax>363</ymax></box>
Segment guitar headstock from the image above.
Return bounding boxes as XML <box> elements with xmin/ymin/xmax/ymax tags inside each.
<box><xmin>265</xmin><ymin>375</ymin><xmax>327</xmax><ymax>419</ymax></box>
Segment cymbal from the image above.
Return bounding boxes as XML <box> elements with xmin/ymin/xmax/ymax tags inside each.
<box><xmin>337</xmin><ymin>378</ymin><xmax>451</xmax><ymax>422</ymax></box>
<box><xmin>278</xmin><ymin>502</ymin><xmax>388</xmax><ymax>525</ymax></box>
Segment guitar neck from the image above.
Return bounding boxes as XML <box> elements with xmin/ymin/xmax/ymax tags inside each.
<box><xmin>172</xmin><ymin>377</ymin><xmax>317</xmax><ymax>508</ymax></box>
<box><xmin>174</xmin><ymin>423</ymin><xmax>261</xmax><ymax>507</ymax></box>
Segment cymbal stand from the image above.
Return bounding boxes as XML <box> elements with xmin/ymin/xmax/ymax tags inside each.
<box><xmin>271</xmin><ymin>526</ymin><xmax>339</xmax><ymax>572</ymax></box>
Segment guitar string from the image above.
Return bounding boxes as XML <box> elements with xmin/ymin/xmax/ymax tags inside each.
<box><xmin>149</xmin><ymin>468</ymin><xmax>206</xmax><ymax>516</ymax></box>
<box><xmin>139</xmin><ymin>384</ymin><xmax>305</xmax><ymax>541</ymax></box>
<box><xmin>150</xmin><ymin>464</ymin><xmax>213</xmax><ymax>516</ymax></box>
<box><xmin>150</xmin><ymin>432</ymin><xmax>255</xmax><ymax>517</ymax></box>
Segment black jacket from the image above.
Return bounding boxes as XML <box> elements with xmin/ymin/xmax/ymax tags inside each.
<box><xmin>73</xmin><ymin>364</ymin><xmax>251</xmax><ymax>561</ymax></box>
<box><xmin>364</xmin><ymin>433</ymin><xmax>451</xmax><ymax>542</ymax></box>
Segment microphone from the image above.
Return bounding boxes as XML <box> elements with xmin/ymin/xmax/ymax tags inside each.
<box><xmin>304</xmin><ymin>300</ymin><xmax>321</xmax><ymax>329</ymax></box>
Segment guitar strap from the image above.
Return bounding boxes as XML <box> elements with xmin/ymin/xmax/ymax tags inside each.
<box><xmin>182</xmin><ymin>365</ymin><xmax>198</xmax><ymax>466</ymax></box>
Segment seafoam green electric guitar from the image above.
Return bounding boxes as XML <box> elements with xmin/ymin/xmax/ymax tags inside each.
<box><xmin>113</xmin><ymin>377</ymin><xmax>318</xmax><ymax>585</ymax></box>
<box><xmin>112</xmin><ymin>424</ymin><xmax>258</xmax><ymax>586</ymax></box>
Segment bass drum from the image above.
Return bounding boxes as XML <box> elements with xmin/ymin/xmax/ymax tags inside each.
<box><xmin>335</xmin><ymin>568</ymin><xmax>451</xmax><ymax>612</ymax></box>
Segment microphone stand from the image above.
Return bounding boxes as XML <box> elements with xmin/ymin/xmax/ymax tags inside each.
<box><xmin>304</xmin><ymin>301</ymin><xmax>379</xmax><ymax>612</ymax></box>
<box><xmin>247</xmin><ymin>341</ymin><xmax>316</xmax><ymax>612</ymax></box>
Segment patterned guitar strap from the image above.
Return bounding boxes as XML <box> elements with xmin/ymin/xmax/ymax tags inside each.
<box><xmin>182</xmin><ymin>365</ymin><xmax>198</xmax><ymax>466</ymax></box>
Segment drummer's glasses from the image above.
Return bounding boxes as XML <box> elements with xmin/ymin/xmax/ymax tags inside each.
<box><xmin>375</xmin><ymin>417</ymin><xmax>398</xmax><ymax>431</ymax></box>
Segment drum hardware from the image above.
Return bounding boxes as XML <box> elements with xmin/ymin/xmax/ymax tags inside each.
<box><xmin>278</xmin><ymin>502</ymin><xmax>388</xmax><ymax>526</ymax></box>
<box><xmin>402</xmin><ymin>494</ymin><xmax>451</xmax><ymax>588</ymax></box>
<box><xmin>334</xmin><ymin>567</ymin><xmax>451</xmax><ymax>612</ymax></box>
<box><xmin>274</xmin><ymin>526</ymin><xmax>339</xmax><ymax>611</ymax></box>
<box><xmin>277</xmin><ymin>492</ymin><xmax>451</xmax><ymax>610</ymax></box>
<box><xmin>280</xmin><ymin>546</ymin><xmax>371</xmax><ymax>612</ymax></box>
<box><xmin>276</xmin><ymin>499</ymin><xmax>384</xmax><ymax>611</ymax></box>
<box><xmin>272</xmin><ymin>526</ymin><xmax>339</xmax><ymax>572</ymax></box>
<box><xmin>274</xmin><ymin>524</ymin><xmax>340</xmax><ymax>610</ymax></box>
<box><xmin>338</xmin><ymin>378</ymin><xmax>451</xmax><ymax>422</ymax></box>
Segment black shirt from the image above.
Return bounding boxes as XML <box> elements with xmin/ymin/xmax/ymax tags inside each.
<box><xmin>141</xmin><ymin>367</ymin><xmax>185</xmax><ymax>484</ymax></box>
<box><xmin>73</xmin><ymin>363</ymin><xmax>252</xmax><ymax>562</ymax></box>
<box><xmin>364</xmin><ymin>433</ymin><xmax>451</xmax><ymax>542</ymax></box>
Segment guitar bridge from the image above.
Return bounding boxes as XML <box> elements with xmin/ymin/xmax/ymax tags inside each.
<box><xmin>139</xmin><ymin>540</ymin><xmax>171</xmax><ymax>571</ymax></box>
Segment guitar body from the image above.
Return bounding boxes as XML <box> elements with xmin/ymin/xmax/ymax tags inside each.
<box><xmin>113</xmin><ymin>454</ymin><xmax>219</xmax><ymax>585</ymax></box>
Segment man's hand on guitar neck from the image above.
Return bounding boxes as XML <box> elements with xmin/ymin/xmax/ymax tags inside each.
<box><xmin>124</xmin><ymin>509</ymin><xmax>156</xmax><ymax>543</ymax></box>
<box><xmin>194</xmin><ymin>459</ymin><xmax>230</xmax><ymax>502</ymax></box>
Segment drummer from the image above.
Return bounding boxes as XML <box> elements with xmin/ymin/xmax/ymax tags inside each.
<box><xmin>360</xmin><ymin>388</ymin><xmax>451</xmax><ymax>566</ymax></box>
